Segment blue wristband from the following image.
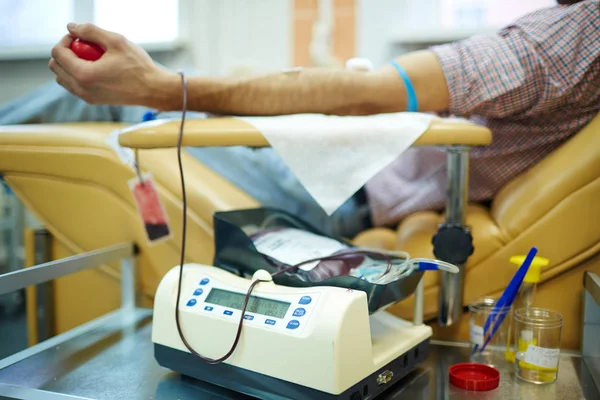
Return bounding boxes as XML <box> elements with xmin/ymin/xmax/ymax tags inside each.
<box><xmin>391</xmin><ymin>61</ymin><xmax>418</xmax><ymax>112</ymax></box>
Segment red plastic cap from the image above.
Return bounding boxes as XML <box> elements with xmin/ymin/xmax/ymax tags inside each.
<box><xmin>449</xmin><ymin>363</ymin><xmax>500</xmax><ymax>391</ymax></box>
<box><xmin>70</xmin><ymin>39</ymin><xmax>105</xmax><ymax>61</ymax></box>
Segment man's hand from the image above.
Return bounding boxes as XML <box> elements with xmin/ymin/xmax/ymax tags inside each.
<box><xmin>49</xmin><ymin>23</ymin><xmax>176</xmax><ymax>106</ymax></box>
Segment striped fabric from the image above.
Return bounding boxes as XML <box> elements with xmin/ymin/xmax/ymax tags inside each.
<box><xmin>366</xmin><ymin>0</ymin><xmax>600</xmax><ymax>227</ymax></box>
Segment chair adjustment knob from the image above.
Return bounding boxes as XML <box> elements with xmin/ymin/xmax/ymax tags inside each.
<box><xmin>431</xmin><ymin>224</ymin><xmax>474</xmax><ymax>265</ymax></box>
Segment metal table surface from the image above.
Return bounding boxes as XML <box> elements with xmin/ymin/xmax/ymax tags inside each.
<box><xmin>0</xmin><ymin>308</ymin><xmax>598</xmax><ymax>400</ymax></box>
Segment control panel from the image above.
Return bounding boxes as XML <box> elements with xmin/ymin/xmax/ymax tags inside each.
<box><xmin>183</xmin><ymin>276</ymin><xmax>320</xmax><ymax>336</ymax></box>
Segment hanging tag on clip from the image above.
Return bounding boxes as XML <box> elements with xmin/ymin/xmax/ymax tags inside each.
<box><xmin>128</xmin><ymin>172</ymin><xmax>172</xmax><ymax>243</ymax></box>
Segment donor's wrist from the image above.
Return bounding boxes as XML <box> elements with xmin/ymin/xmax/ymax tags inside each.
<box><xmin>146</xmin><ymin>70</ymin><xmax>186</xmax><ymax>111</ymax></box>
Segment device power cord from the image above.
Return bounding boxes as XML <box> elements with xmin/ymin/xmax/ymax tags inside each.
<box><xmin>171</xmin><ymin>71</ymin><xmax>394</xmax><ymax>364</ymax></box>
<box><xmin>172</xmin><ymin>70</ymin><xmax>266</xmax><ymax>364</ymax></box>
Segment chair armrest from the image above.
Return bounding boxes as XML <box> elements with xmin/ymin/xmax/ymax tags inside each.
<box><xmin>117</xmin><ymin>116</ymin><xmax>492</xmax><ymax>149</ymax></box>
<box><xmin>0</xmin><ymin>122</ymin><xmax>128</xmax><ymax>149</ymax></box>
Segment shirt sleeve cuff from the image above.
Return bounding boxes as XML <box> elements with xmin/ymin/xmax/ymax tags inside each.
<box><xmin>429</xmin><ymin>43</ymin><xmax>469</xmax><ymax>116</ymax></box>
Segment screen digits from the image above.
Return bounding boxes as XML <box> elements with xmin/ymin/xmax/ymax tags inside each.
<box><xmin>205</xmin><ymin>288</ymin><xmax>290</xmax><ymax>319</ymax></box>
<box><xmin>246</xmin><ymin>297</ymin><xmax>261</xmax><ymax>314</ymax></box>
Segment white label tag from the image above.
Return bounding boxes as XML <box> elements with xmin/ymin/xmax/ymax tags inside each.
<box><xmin>105</xmin><ymin>129</ymin><xmax>135</xmax><ymax>167</ymax></box>
<box><xmin>524</xmin><ymin>345</ymin><xmax>560</xmax><ymax>369</ymax></box>
<box><xmin>252</xmin><ymin>228</ymin><xmax>348</xmax><ymax>271</ymax></box>
<box><xmin>469</xmin><ymin>321</ymin><xmax>484</xmax><ymax>346</ymax></box>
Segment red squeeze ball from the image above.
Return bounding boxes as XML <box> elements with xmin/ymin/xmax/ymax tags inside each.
<box><xmin>70</xmin><ymin>39</ymin><xmax>105</xmax><ymax>61</ymax></box>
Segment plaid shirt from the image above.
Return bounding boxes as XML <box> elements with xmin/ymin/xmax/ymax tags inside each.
<box><xmin>366</xmin><ymin>0</ymin><xmax>600</xmax><ymax>227</ymax></box>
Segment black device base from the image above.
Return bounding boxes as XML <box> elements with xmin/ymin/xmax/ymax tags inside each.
<box><xmin>154</xmin><ymin>339</ymin><xmax>430</xmax><ymax>400</ymax></box>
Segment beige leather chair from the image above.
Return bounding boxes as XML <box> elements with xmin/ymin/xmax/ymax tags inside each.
<box><xmin>356</xmin><ymin>114</ymin><xmax>600</xmax><ymax>350</ymax></box>
<box><xmin>0</xmin><ymin>113</ymin><xmax>598</xmax><ymax>351</ymax></box>
<box><xmin>0</xmin><ymin>122</ymin><xmax>259</xmax><ymax>333</ymax></box>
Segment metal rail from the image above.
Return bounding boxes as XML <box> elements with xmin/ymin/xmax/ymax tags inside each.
<box><xmin>0</xmin><ymin>240</ymin><xmax>138</xmax><ymax>397</ymax></box>
<box><xmin>0</xmin><ymin>242</ymin><xmax>134</xmax><ymax>296</ymax></box>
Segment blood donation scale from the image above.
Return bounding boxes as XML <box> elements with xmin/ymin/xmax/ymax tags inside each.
<box><xmin>152</xmin><ymin>263</ymin><xmax>431</xmax><ymax>399</ymax></box>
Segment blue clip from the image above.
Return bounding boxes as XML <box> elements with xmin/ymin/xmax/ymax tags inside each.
<box><xmin>418</xmin><ymin>262</ymin><xmax>438</xmax><ymax>271</ymax></box>
<box><xmin>142</xmin><ymin>111</ymin><xmax>158</xmax><ymax>122</ymax></box>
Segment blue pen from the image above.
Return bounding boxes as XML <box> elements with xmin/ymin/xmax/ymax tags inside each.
<box><xmin>472</xmin><ymin>247</ymin><xmax>538</xmax><ymax>355</ymax></box>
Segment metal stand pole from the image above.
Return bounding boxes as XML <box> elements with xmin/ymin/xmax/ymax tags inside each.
<box><xmin>120</xmin><ymin>256</ymin><xmax>136</xmax><ymax>312</ymax></box>
<box><xmin>413</xmin><ymin>276</ymin><xmax>424</xmax><ymax>326</ymax></box>
<box><xmin>435</xmin><ymin>146</ymin><xmax>472</xmax><ymax>327</ymax></box>
<box><xmin>33</xmin><ymin>230</ymin><xmax>53</xmax><ymax>343</ymax></box>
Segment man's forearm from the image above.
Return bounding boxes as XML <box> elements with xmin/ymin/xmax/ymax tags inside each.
<box><xmin>152</xmin><ymin>67</ymin><xmax>406</xmax><ymax>116</ymax></box>
<box><xmin>150</xmin><ymin>50</ymin><xmax>449</xmax><ymax>116</ymax></box>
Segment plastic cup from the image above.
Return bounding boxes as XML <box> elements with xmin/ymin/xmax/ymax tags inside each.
<box><xmin>468</xmin><ymin>297</ymin><xmax>512</xmax><ymax>367</ymax></box>
<box><xmin>513</xmin><ymin>307</ymin><xmax>563</xmax><ymax>384</ymax></box>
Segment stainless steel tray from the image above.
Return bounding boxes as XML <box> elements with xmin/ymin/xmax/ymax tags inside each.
<box><xmin>0</xmin><ymin>307</ymin><xmax>597</xmax><ymax>400</ymax></box>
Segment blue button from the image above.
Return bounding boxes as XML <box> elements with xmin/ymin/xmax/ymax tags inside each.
<box><xmin>200</xmin><ymin>278</ymin><xmax>210</xmax><ymax>285</ymax></box>
<box><xmin>204</xmin><ymin>306</ymin><xmax>213</xmax><ymax>311</ymax></box>
<box><xmin>224</xmin><ymin>310</ymin><xmax>233</xmax><ymax>316</ymax></box>
<box><xmin>299</xmin><ymin>296</ymin><xmax>312</xmax><ymax>305</ymax></box>
<box><xmin>186</xmin><ymin>299</ymin><xmax>197</xmax><ymax>307</ymax></box>
<box><xmin>244</xmin><ymin>314</ymin><xmax>254</xmax><ymax>321</ymax></box>
<box><xmin>293</xmin><ymin>308</ymin><xmax>306</xmax><ymax>317</ymax></box>
<box><xmin>265</xmin><ymin>319</ymin><xmax>276</xmax><ymax>326</ymax></box>
<box><xmin>193</xmin><ymin>288</ymin><xmax>204</xmax><ymax>296</ymax></box>
<box><xmin>287</xmin><ymin>320</ymin><xmax>300</xmax><ymax>330</ymax></box>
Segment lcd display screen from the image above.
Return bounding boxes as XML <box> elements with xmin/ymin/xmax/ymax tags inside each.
<box><xmin>205</xmin><ymin>288</ymin><xmax>291</xmax><ymax>319</ymax></box>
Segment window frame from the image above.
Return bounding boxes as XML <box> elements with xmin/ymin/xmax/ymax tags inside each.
<box><xmin>0</xmin><ymin>0</ymin><xmax>184</xmax><ymax>61</ymax></box>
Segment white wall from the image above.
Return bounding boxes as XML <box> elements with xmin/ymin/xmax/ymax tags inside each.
<box><xmin>0</xmin><ymin>61</ymin><xmax>55</xmax><ymax>105</ymax></box>
<box><xmin>0</xmin><ymin>0</ymin><xmax>293</xmax><ymax>106</ymax></box>
<box><xmin>356</xmin><ymin>0</ymin><xmax>556</xmax><ymax>69</ymax></box>
<box><xmin>182</xmin><ymin>0</ymin><xmax>292</xmax><ymax>77</ymax></box>
<box><xmin>357</xmin><ymin>0</ymin><xmax>440</xmax><ymax>69</ymax></box>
